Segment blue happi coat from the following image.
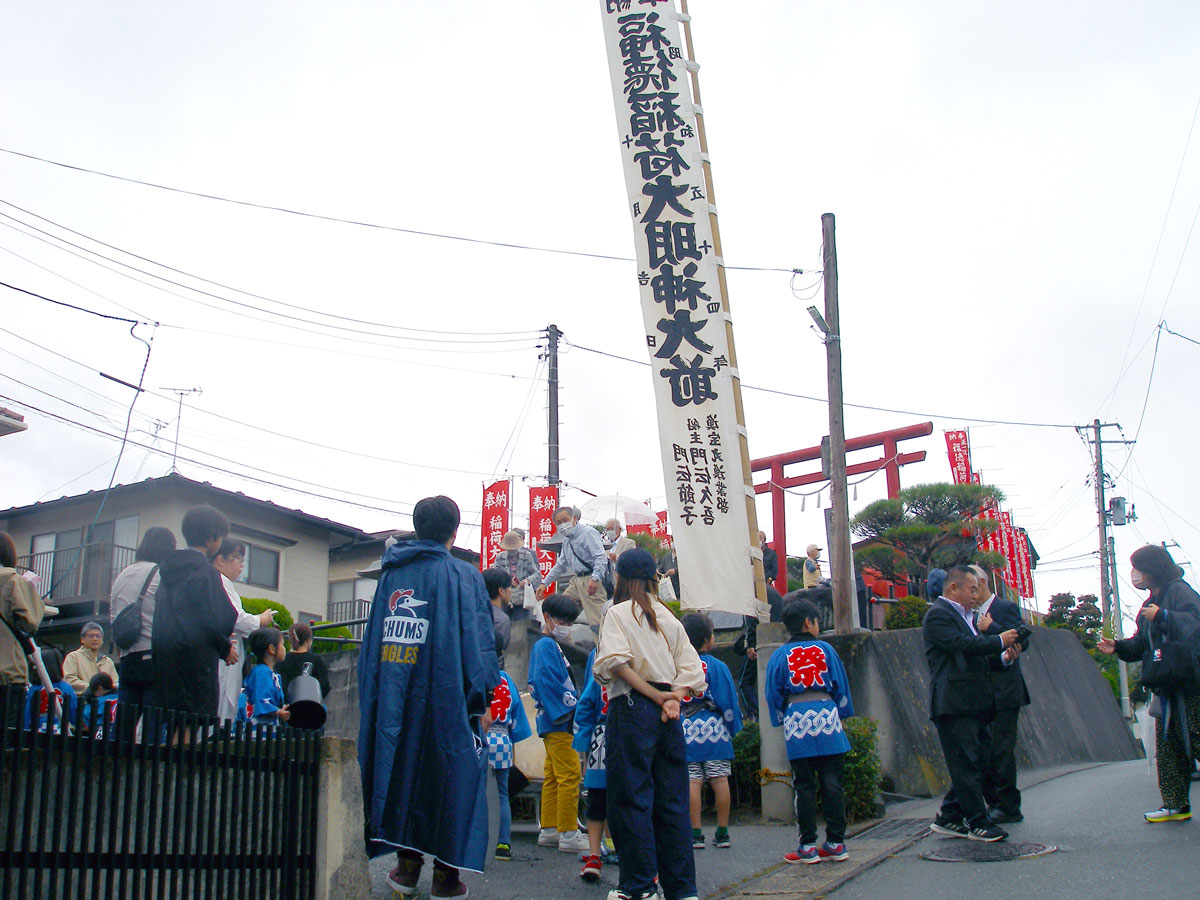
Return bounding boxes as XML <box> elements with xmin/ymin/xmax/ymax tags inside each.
<box><xmin>486</xmin><ymin>670</ymin><xmax>532</xmax><ymax>770</ymax></box>
<box><xmin>357</xmin><ymin>540</ymin><xmax>500</xmax><ymax>872</ymax></box>
<box><xmin>572</xmin><ymin>648</ymin><xmax>608</xmax><ymax>788</ymax></box>
<box><xmin>765</xmin><ymin>638</ymin><xmax>854</xmax><ymax>760</ymax></box>
<box><xmin>528</xmin><ymin>634</ymin><xmax>577</xmax><ymax>736</ymax></box>
<box><xmin>682</xmin><ymin>653</ymin><xmax>743</xmax><ymax>763</ymax></box>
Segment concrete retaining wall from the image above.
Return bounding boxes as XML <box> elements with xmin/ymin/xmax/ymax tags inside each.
<box><xmin>822</xmin><ymin>626</ymin><xmax>1143</xmax><ymax>798</ymax></box>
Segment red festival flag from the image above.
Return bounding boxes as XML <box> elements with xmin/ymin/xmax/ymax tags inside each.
<box><xmin>480</xmin><ymin>480</ymin><xmax>510</xmax><ymax>570</ymax></box>
<box><xmin>998</xmin><ymin>511</ymin><xmax>1018</xmax><ymax>591</ymax></box>
<box><xmin>528</xmin><ymin>485</ymin><xmax>559</xmax><ymax>591</ymax></box>
<box><xmin>944</xmin><ymin>430</ymin><xmax>973</xmax><ymax>485</ymax></box>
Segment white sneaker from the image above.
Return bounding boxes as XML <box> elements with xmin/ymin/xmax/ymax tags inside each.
<box><xmin>558</xmin><ymin>831</ymin><xmax>591</xmax><ymax>852</ymax></box>
<box><xmin>537</xmin><ymin>827</ymin><xmax>559</xmax><ymax>846</ymax></box>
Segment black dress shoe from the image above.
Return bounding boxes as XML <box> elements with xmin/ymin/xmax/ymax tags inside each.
<box><xmin>988</xmin><ymin>808</ymin><xmax>1024</xmax><ymax>824</ymax></box>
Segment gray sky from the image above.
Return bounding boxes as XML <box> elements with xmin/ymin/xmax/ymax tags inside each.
<box><xmin>2</xmin><ymin>1</ymin><xmax>1197</xmax><ymax>618</ymax></box>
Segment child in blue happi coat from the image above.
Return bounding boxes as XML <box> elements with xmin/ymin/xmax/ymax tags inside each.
<box><xmin>486</xmin><ymin>669</ymin><xmax>532</xmax><ymax>861</ymax></box>
<box><xmin>242</xmin><ymin>627</ymin><xmax>291</xmax><ymax>730</ymax></box>
<box><xmin>24</xmin><ymin>646</ymin><xmax>77</xmax><ymax>734</ymax></box>
<box><xmin>80</xmin><ymin>672</ymin><xmax>118</xmax><ymax>739</ymax></box>
<box><xmin>681</xmin><ymin>614</ymin><xmax>742</xmax><ymax>850</ymax></box>
<box><xmin>527</xmin><ymin>593</ymin><xmax>588</xmax><ymax>853</ymax></box>
<box><xmin>766</xmin><ymin>597</ymin><xmax>855</xmax><ymax>866</ymax></box>
<box><xmin>573</xmin><ymin>648</ymin><xmax>615</xmax><ymax>881</ymax></box>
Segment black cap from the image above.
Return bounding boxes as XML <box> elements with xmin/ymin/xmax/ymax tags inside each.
<box><xmin>616</xmin><ymin>548</ymin><xmax>657</xmax><ymax>580</ymax></box>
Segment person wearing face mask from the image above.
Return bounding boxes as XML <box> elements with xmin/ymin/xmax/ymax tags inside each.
<box><xmin>1099</xmin><ymin>544</ymin><xmax>1200</xmax><ymax>823</ymax></box>
<box><xmin>539</xmin><ymin>506</ymin><xmax>610</xmax><ymax>627</ymax></box>
<box><xmin>528</xmin><ymin>592</ymin><xmax>589</xmax><ymax>853</ymax></box>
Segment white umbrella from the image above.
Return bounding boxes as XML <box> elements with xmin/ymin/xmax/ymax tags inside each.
<box><xmin>579</xmin><ymin>494</ymin><xmax>657</xmax><ymax>526</ymax></box>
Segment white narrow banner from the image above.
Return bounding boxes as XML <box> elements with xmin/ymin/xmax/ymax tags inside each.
<box><xmin>599</xmin><ymin>1</ymin><xmax>756</xmax><ymax>616</ymax></box>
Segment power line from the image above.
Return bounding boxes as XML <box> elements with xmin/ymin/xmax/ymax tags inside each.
<box><xmin>566</xmin><ymin>339</ymin><xmax>1078</xmax><ymax>429</ymax></box>
<box><xmin>1165</xmin><ymin>322</ymin><xmax>1200</xmax><ymax>348</ymax></box>
<box><xmin>0</xmin><ymin>279</ymin><xmax>145</xmax><ymax>324</ymax></box>
<box><xmin>0</xmin><ymin>198</ymin><xmax>545</xmax><ymax>341</ymax></box>
<box><xmin>0</xmin><ymin>148</ymin><xmax>796</xmax><ymax>274</ymax></box>
<box><xmin>0</xmin><ymin>329</ymin><xmax>531</xmax><ymax>477</ymax></box>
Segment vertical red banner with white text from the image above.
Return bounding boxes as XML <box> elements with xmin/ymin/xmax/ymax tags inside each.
<box><xmin>998</xmin><ymin>511</ymin><xmax>1018</xmax><ymax>592</ymax></box>
<box><xmin>1016</xmin><ymin>527</ymin><xmax>1034</xmax><ymax>599</ymax></box>
<box><xmin>529</xmin><ymin>486</ymin><xmax>559</xmax><ymax>592</ymax></box>
<box><xmin>652</xmin><ymin>510</ymin><xmax>673</xmax><ymax>552</ymax></box>
<box><xmin>944</xmin><ymin>430</ymin><xmax>973</xmax><ymax>484</ymax></box>
<box><xmin>481</xmin><ymin>480</ymin><xmax>511</xmax><ymax>571</ymax></box>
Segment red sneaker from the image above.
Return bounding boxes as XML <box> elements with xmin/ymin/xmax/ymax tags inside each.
<box><xmin>386</xmin><ymin>855</ymin><xmax>422</xmax><ymax>895</ymax></box>
<box><xmin>580</xmin><ymin>854</ymin><xmax>603</xmax><ymax>881</ymax></box>
<box><xmin>431</xmin><ymin>867</ymin><xmax>468</xmax><ymax>900</ymax></box>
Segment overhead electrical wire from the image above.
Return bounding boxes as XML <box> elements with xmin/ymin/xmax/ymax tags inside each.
<box><xmin>0</xmin><ymin>148</ymin><xmax>797</xmax><ymax>274</ymax></box>
<box><xmin>565</xmin><ymin>339</ymin><xmax>1078</xmax><ymax>429</ymax></box>
<box><xmin>0</xmin><ymin>329</ymin><xmax>534</xmax><ymax>478</ymax></box>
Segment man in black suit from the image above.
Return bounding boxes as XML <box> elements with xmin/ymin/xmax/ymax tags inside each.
<box><xmin>924</xmin><ymin>565</ymin><xmax>1019</xmax><ymax>842</ymax></box>
<box><xmin>971</xmin><ymin>565</ymin><xmax>1030</xmax><ymax>824</ymax></box>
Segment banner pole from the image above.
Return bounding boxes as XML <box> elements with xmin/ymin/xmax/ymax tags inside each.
<box><xmin>678</xmin><ymin>0</ymin><xmax>769</xmax><ymax>612</ymax></box>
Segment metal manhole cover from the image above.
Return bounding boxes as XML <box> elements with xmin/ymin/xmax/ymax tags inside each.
<box><xmin>920</xmin><ymin>841</ymin><xmax>1057</xmax><ymax>862</ymax></box>
<box><xmin>854</xmin><ymin>818</ymin><xmax>931</xmax><ymax>841</ymax></box>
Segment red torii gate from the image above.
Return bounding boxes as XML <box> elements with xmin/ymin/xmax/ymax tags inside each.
<box><xmin>751</xmin><ymin>422</ymin><xmax>933</xmax><ymax>593</ymax></box>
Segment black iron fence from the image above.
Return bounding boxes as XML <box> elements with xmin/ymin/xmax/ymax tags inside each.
<box><xmin>0</xmin><ymin>692</ymin><xmax>319</xmax><ymax>900</ymax></box>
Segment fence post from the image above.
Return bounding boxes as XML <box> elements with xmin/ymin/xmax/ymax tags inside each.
<box><xmin>313</xmin><ymin>737</ymin><xmax>371</xmax><ymax>900</ymax></box>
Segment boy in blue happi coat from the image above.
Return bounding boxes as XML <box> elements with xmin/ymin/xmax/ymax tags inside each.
<box><xmin>572</xmin><ymin>648</ymin><xmax>614</xmax><ymax>881</ymax></box>
<box><xmin>527</xmin><ymin>592</ymin><xmax>589</xmax><ymax>853</ymax></box>
<box><xmin>486</xmin><ymin>669</ymin><xmax>532</xmax><ymax>862</ymax></box>
<box><xmin>681</xmin><ymin>614</ymin><xmax>742</xmax><ymax>850</ymax></box>
<box><xmin>766</xmin><ymin>598</ymin><xmax>855</xmax><ymax>866</ymax></box>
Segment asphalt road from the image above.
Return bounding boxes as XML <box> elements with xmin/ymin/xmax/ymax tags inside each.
<box><xmin>828</xmin><ymin>759</ymin><xmax>1200</xmax><ymax>900</ymax></box>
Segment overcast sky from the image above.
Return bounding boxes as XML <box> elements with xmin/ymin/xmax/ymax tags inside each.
<box><xmin>2</xmin><ymin>1</ymin><xmax>1197</xmax><ymax>620</ymax></box>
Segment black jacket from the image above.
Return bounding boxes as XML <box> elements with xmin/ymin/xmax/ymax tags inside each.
<box><xmin>152</xmin><ymin>549</ymin><xmax>236</xmax><ymax>716</ymax></box>
<box><xmin>1113</xmin><ymin>578</ymin><xmax>1200</xmax><ymax>668</ymax></box>
<box><xmin>923</xmin><ymin>597</ymin><xmax>1005</xmax><ymax>720</ymax></box>
<box><xmin>981</xmin><ymin>595</ymin><xmax>1030</xmax><ymax>709</ymax></box>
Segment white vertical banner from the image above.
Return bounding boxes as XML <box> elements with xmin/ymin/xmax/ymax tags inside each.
<box><xmin>599</xmin><ymin>0</ymin><xmax>756</xmax><ymax>616</ymax></box>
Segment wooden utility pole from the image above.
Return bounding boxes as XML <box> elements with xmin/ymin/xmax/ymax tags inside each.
<box><xmin>546</xmin><ymin>324</ymin><xmax>561</xmax><ymax>486</ymax></box>
<box><xmin>821</xmin><ymin>214</ymin><xmax>858</xmax><ymax>633</ymax></box>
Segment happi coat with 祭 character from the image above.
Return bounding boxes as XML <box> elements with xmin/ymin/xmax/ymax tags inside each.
<box><xmin>357</xmin><ymin>540</ymin><xmax>500</xmax><ymax>872</ymax></box>
<box><xmin>765</xmin><ymin>639</ymin><xmax>854</xmax><ymax>759</ymax></box>
<box><xmin>681</xmin><ymin>652</ymin><xmax>743</xmax><ymax>762</ymax></box>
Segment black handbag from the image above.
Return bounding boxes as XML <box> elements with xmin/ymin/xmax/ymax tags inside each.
<box><xmin>1140</xmin><ymin>628</ymin><xmax>1199</xmax><ymax>693</ymax></box>
<box><xmin>112</xmin><ymin>566</ymin><xmax>157</xmax><ymax>650</ymax></box>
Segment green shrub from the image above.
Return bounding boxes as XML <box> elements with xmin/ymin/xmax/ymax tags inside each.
<box><xmin>883</xmin><ymin>595</ymin><xmax>928</xmax><ymax>630</ymax></box>
<box><xmin>843</xmin><ymin>717</ymin><xmax>883</xmax><ymax>822</ymax></box>
<box><xmin>731</xmin><ymin>721</ymin><xmax>762</xmax><ymax>808</ymax></box>
<box><xmin>240</xmin><ymin>597</ymin><xmax>294</xmax><ymax>633</ymax></box>
<box><xmin>311</xmin><ymin>623</ymin><xmax>354</xmax><ymax>654</ymax></box>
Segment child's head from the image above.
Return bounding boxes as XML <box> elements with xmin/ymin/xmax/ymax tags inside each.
<box><xmin>85</xmin><ymin>672</ymin><xmax>114</xmax><ymax>699</ymax></box>
<box><xmin>181</xmin><ymin>505</ymin><xmax>229</xmax><ymax>555</ymax></box>
<box><xmin>212</xmin><ymin>538</ymin><xmax>246</xmax><ymax>581</ymax></box>
<box><xmin>682</xmin><ymin>613</ymin><xmax>714</xmax><ymax>653</ymax></box>
<box><xmin>541</xmin><ymin>592</ymin><xmax>580</xmax><ymax>634</ymax></box>
<box><xmin>248</xmin><ymin>627</ymin><xmax>285</xmax><ymax>667</ymax></box>
<box><xmin>782</xmin><ymin>597</ymin><xmax>820</xmax><ymax>639</ymax></box>
<box><xmin>482</xmin><ymin>568</ymin><xmax>512</xmax><ymax>607</ymax></box>
<box><xmin>40</xmin><ymin>646</ymin><xmax>64</xmax><ymax>684</ymax></box>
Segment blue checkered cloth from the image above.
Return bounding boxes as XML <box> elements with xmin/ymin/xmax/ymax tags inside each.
<box><xmin>487</xmin><ymin>729</ymin><xmax>513</xmax><ymax>769</ymax></box>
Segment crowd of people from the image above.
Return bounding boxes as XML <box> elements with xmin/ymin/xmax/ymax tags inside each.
<box><xmin>0</xmin><ymin>504</ymin><xmax>330</xmax><ymax>740</ymax></box>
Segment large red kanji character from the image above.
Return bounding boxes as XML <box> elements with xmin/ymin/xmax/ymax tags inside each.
<box><xmin>786</xmin><ymin>645</ymin><xmax>828</xmax><ymax>689</ymax></box>
<box><xmin>490</xmin><ymin>679</ymin><xmax>513</xmax><ymax>723</ymax></box>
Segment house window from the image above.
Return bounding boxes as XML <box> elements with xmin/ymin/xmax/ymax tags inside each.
<box><xmin>235</xmin><ymin>543</ymin><xmax>280</xmax><ymax>591</ymax></box>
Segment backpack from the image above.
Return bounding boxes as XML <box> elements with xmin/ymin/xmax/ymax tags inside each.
<box><xmin>112</xmin><ymin>565</ymin><xmax>157</xmax><ymax>650</ymax></box>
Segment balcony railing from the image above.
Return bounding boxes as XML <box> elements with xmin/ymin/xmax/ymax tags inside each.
<box><xmin>325</xmin><ymin>597</ymin><xmax>372</xmax><ymax>639</ymax></box>
<box><xmin>17</xmin><ymin>542</ymin><xmax>137</xmax><ymax>635</ymax></box>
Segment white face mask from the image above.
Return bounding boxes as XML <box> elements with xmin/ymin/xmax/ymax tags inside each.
<box><xmin>552</xmin><ymin>624</ymin><xmax>571</xmax><ymax>641</ymax></box>
<box><xmin>557</xmin><ymin>522</ymin><xmax>574</xmax><ymax>537</ymax></box>
<box><xmin>605</xmin><ymin>529</ymin><xmax>617</xmax><ymax>541</ymax></box>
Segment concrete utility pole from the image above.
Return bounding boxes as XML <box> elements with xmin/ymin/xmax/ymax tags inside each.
<box><xmin>1109</xmin><ymin>534</ymin><xmax>1131</xmax><ymax>717</ymax></box>
<box><xmin>545</xmin><ymin>324</ymin><xmax>561</xmax><ymax>486</ymax></box>
<box><xmin>819</xmin><ymin>214</ymin><xmax>858</xmax><ymax>633</ymax></box>
<box><xmin>1092</xmin><ymin>419</ymin><xmax>1112</xmax><ymax>630</ymax></box>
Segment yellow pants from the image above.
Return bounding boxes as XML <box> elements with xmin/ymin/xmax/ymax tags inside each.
<box><xmin>540</xmin><ymin>731</ymin><xmax>581</xmax><ymax>832</ymax></box>
<box><xmin>563</xmin><ymin>575</ymin><xmax>609</xmax><ymax>626</ymax></box>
